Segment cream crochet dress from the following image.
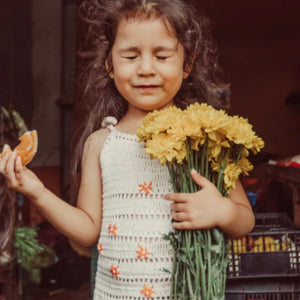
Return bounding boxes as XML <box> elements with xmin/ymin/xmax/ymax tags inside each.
<box><xmin>93</xmin><ymin>117</ymin><xmax>174</xmax><ymax>300</ymax></box>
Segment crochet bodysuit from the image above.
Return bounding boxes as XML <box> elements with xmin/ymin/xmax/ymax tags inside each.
<box><xmin>93</xmin><ymin>117</ymin><xmax>174</xmax><ymax>300</ymax></box>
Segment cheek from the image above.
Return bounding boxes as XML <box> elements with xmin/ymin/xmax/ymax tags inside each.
<box><xmin>161</xmin><ymin>61</ymin><xmax>185</xmax><ymax>80</ymax></box>
<box><xmin>113</xmin><ymin>64</ymin><xmax>135</xmax><ymax>81</ymax></box>
<box><xmin>164</xmin><ymin>69</ymin><xmax>185</xmax><ymax>89</ymax></box>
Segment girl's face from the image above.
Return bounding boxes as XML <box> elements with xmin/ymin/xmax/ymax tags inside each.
<box><xmin>108</xmin><ymin>17</ymin><xmax>189</xmax><ymax>113</ymax></box>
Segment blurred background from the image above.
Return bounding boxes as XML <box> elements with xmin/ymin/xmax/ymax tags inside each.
<box><xmin>0</xmin><ymin>0</ymin><xmax>300</xmax><ymax>299</ymax></box>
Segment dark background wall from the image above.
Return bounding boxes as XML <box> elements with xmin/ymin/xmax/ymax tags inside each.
<box><xmin>198</xmin><ymin>0</ymin><xmax>300</xmax><ymax>156</ymax></box>
<box><xmin>0</xmin><ymin>0</ymin><xmax>33</xmax><ymax>127</ymax></box>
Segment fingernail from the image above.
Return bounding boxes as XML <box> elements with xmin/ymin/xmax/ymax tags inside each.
<box><xmin>191</xmin><ymin>169</ymin><xmax>197</xmax><ymax>175</ymax></box>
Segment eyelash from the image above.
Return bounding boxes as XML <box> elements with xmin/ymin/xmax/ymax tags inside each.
<box><xmin>156</xmin><ymin>56</ymin><xmax>168</xmax><ymax>60</ymax></box>
<box><xmin>125</xmin><ymin>56</ymin><xmax>137</xmax><ymax>60</ymax></box>
<box><xmin>124</xmin><ymin>56</ymin><xmax>169</xmax><ymax>61</ymax></box>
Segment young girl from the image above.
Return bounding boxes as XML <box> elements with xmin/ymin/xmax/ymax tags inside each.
<box><xmin>0</xmin><ymin>0</ymin><xmax>255</xmax><ymax>298</ymax></box>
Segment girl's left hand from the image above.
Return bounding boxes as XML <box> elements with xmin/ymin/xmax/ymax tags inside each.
<box><xmin>164</xmin><ymin>169</ymin><xmax>233</xmax><ymax>230</ymax></box>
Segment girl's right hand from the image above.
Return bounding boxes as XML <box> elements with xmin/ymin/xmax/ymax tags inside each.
<box><xmin>0</xmin><ymin>151</ymin><xmax>45</xmax><ymax>200</ymax></box>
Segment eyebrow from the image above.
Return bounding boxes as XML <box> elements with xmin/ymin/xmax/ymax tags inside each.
<box><xmin>119</xmin><ymin>46</ymin><xmax>177</xmax><ymax>53</ymax></box>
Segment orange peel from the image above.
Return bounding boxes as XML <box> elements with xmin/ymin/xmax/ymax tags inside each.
<box><xmin>0</xmin><ymin>130</ymin><xmax>38</xmax><ymax>166</ymax></box>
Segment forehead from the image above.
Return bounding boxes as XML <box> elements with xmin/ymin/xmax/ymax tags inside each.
<box><xmin>114</xmin><ymin>16</ymin><xmax>177</xmax><ymax>45</ymax></box>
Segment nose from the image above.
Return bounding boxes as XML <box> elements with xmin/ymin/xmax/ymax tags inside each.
<box><xmin>137</xmin><ymin>55</ymin><xmax>156</xmax><ymax>76</ymax></box>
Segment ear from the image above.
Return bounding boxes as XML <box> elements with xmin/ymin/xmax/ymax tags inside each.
<box><xmin>183</xmin><ymin>53</ymin><xmax>195</xmax><ymax>79</ymax></box>
<box><xmin>183</xmin><ymin>69</ymin><xmax>190</xmax><ymax>79</ymax></box>
<box><xmin>105</xmin><ymin>59</ymin><xmax>114</xmax><ymax>79</ymax></box>
<box><xmin>182</xmin><ymin>63</ymin><xmax>192</xmax><ymax>79</ymax></box>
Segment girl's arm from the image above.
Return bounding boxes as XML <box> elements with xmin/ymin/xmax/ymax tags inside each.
<box><xmin>0</xmin><ymin>129</ymin><xmax>109</xmax><ymax>247</ymax></box>
<box><xmin>164</xmin><ymin>169</ymin><xmax>255</xmax><ymax>238</ymax></box>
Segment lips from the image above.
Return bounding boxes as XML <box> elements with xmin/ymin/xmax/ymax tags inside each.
<box><xmin>134</xmin><ymin>85</ymin><xmax>160</xmax><ymax>92</ymax></box>
<box><xmin>135</xmin><ymin>85</ymin><xmax>159</xmax><ymax>88</ymax></box>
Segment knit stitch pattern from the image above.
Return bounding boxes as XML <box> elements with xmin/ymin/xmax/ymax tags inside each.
<box><xmin>93</xmin><ymin>117</ymin><xmax>174</xmax><ymax>299</ymax></box>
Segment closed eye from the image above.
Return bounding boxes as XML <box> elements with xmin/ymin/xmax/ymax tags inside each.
<box><xmin>156</xmin><ymin>56</ymin><xmax>169</xmax><ymax>60</ymax></box>
<box><xmin>124</xmin><ymin>56</ymin><xmax>137</xmax><ymax>60</ymax></box>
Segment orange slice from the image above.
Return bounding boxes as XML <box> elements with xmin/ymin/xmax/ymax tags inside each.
<box><xmin>15</xmin><ymin>130</ymin><xmax>38</xmax><ymax>165</ymax></box>
<box><xmin>0</xmin><ymin>130</ymin><xmax>38</xmax><ymax>165</ymax></box>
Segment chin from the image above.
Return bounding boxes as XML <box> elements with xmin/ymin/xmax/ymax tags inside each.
<box><xmin>139</xmin><ymin>101</ymin><xmax>174</xmax><ymax>112</ymax></box>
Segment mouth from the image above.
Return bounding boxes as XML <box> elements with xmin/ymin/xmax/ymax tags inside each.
<box><xmin>134</xmin><ymin>85</ymin><xmax>160</xmax><ymax>91</ymax></box>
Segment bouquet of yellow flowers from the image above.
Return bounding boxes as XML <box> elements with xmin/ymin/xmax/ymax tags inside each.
<box><xmin>137</xmin><ymin>103</ymin><xmax>264</xmax><ymax>299</ymax></box>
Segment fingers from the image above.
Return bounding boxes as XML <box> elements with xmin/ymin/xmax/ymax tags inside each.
<box><xmin>0</xmin><ymin>153</ymin><xmax>8</xmax><ymax>173</ymax></box>
<box><xmin>6</xmin><ymin>151</ymin><xmax>17</xmax><ymax>175</ymax></box>
<box><xmin>0</xmin><ymin>152</ymin><xmax>23</xmax><ymax>187</ymax></box>
<box><xmin>172</xmin><ymin>221</ymin><xmax>194</xmax><ymax>230</ymax></box>
<box><xmin>15</xmin><ymin>156</ymin><xmax>24</xmax><ymax>175</ymax></box>
<box><xmin>171</xmin><ymin>202</ymin><xmax>186</xmax><ymax>212</ymax></box>
<box><xmin>0</xmin><ymin>152</ymin><xmax>15</xmax><ymax>175</ymax></box>
<box><xmin>164</xmin><ymin>192</ymin><xmax>188</xmax><ymax>203</ymax></box>
<box><xmin>191</xmin><ymin>169</ymin><xmax>211</xmax><ymax>188</ymax></box>
<box><xmin>172</xmin><ymin>211</ymin><xmax>187</xmax><ymax>221</ymax></box>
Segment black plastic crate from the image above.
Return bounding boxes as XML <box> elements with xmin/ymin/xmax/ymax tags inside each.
<box><xmin>226</xmin><ymin>290</ymin><xmax>300</xmax><ymax>300</ymax></box>
<box><xmin>226</xmin><ymin>278</ymin><xmax>300</xmax><ymax>300</ymax></box>
<box><xmin>227</xmin><ymin>213</ymin><xmax>300</xmax><ymax>279</ymax></box>
<box><xmin>253</xmin><ymin>213</ymin><xmax>295</xmax><ymax>232</ymax></box>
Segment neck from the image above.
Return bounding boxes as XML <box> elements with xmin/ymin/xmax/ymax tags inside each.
<box><xmin>117</xmin><ymin>107</ymin><xmax>149</xmax><ymax>134</ymax></box>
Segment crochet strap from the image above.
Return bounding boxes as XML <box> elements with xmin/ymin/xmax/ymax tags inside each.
<box><xmin>101</xmin><ymin>116</ymin><xmax>118</xmax><ymax>132</ymax></box>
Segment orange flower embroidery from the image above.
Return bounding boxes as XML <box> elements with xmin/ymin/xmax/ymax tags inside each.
<box><xmin>141</xmin><ymin>285</ymin><xmax>154</xmax><ymax>298</ymax></box>
<box><xmin>139</xmin><ymin>182</ymin><xmax>152</xmax><ymax>194</ymax></box>
<box><xmin>136</xmin><ymin>244</ymin><xmax>150</xmax><ymax>259</ymax></box>
<box><xmin>97</xmin><ymin>243</ymin><xmax>103</xmax><ymax>254</ymax></box>
<box><xmin>110</xmin><ymin>265</ymin><xmax>120</xmax><ymax>277</ymax></box>
<box><xmin>108</xmin><ymin>224</ymin><xmax>118</xmax><ymax>236</ymax></box>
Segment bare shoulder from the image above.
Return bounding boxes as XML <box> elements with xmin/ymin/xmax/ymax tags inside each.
<box><xmin>82</xmin><ymin>128</ymin><xmax>111</xmax><ymax>162</ymax></box>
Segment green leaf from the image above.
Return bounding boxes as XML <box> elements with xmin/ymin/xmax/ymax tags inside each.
<box><xmin>210</xmin><ymin>244</ymin><xmax>222</xmax><ymax>254</ymax></box>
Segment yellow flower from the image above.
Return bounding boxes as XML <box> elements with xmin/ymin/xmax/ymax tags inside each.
<box><xmin>186</xmin><ymin>102</ymin><xmax>229</xmax><ymax>133</ymax></box>
<box><xmin>223</xmin><ymin>163</ymin><xmax>242</xmax><ymax>192</ymax></box>
<box><xmin>167</xmin><ymin>117</ymin><xmax>188</xmax><ymax>144</ymax></box>
<box><xmin>136</xmin><ymin>109</ymin><xmax>161</xmax><ymax>141</ymax></box>
<box><xmin>145</xmin><ymin>133</ymin><xmax>186</xmax><ymax>165</ymax></box>
<box><xmin>249</xmin><ymin>136</ymin><xmax>265</xmax><ymax>154</ymax></box>
<box><xmin>137</xmin><ymin>106</ymin><xmax>183</xmax><ymax>142</ymax></box>
<box><xmin>181</xmin><ymin>110</ymin><xmax>203</xmax><ymax>138</ymax></box>
<box><xmin>208</xmin><ymin>131</ymin><xmax>231</xmax><ymax>159</ymax></box>
<box><xmin>175</xmin><ymin>147</ymin><xmax>187</xmax><ymax>164</ymax></box>
<box><xmin>210</xmin><ymin>159</ymin><xmax>220</xmax><ymax>172</ymax></box>
<box><xmin>209</xmin><ymin>142</ymin><xmax>222</xmax><ymax>159</ymax></box>
<box><xmin>241</xmin><ymin>147</ymin><xmax>250</xmax><ymax>157</ymax></box>
<box><xmin>237</xmin><ymin>157</ymin><xmax>253</xmax><ymax>176</ymax></box>
<box><xmin>190</xmin><ymin>135</ymin><xmax>207</xmax><ymax>151</ymax></box>
<box><xmin>183</xmin><ymin>103</ymin><xmax>230</xmax><ymax>151</ymax></box>
<box><xmin>222</xmin><ymin>116</ymin><xmax>255</xmax><ymax>147</ymax></box>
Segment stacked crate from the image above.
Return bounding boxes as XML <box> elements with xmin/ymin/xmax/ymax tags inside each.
<box><xmin>226</xmin><ymin>213</ymin><xmax>300</xmax><ymax>299</ymax></box>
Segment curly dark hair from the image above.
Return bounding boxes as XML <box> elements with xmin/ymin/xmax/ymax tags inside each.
<box><xmin>72</xmin><ymin>0</ymin><xmax>227</xmax><ymax>202</ymax></box>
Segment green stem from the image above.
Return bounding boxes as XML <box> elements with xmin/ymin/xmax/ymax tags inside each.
<box><xmin>216</xmin><ymin>148</ymin><xmax>230</xmax><ymax>193</ymax></box>
<box><xmin>193</xmin><ymin>232</ymin><xmax>200</xmax><ymax>296</ymax></box>
<box><xmin>186</xmin><ymin>268</ymin><xmax>194</xmax><ymax>298</ymax></box>
<box><xmin>184</xmin><ymin>231</ymin><xmax>196</xmax><ymax>276</ymax></box>
<box><xmin>205</xmin><ymin>139</ymin><xmax>209</xmax><ymax>179</ymax></box>
<box><xmin>200</xmin><ymin>140</ymin><xmax>205</xmax><ymax>176</ymax></box>
<box><xmin>179</xmin><ymin>164</ymin><xmax>188</xmax><ymax>193</ymax></box>
<box><xmin>221</xmin><ymin>239</ymin><xmax>227</xmax><ymax>294</ymax></box>
<box><xmin>173</xmin><ymin>261</ymin><xmax>179</xmax><ymax>299</ymax></box>
<box><xmin>206</xmin><ymin>230</ymin><xmax>212</xmax><ymax>298</ymax></box>
<box><xmin>196</xmin><ymin>232</ymin><xmax>206</xmax><ymax>300</ymax></box>
<box><xmin>182</xmin><ymin>265</ymin><xmax>186</xmax><ymax>296</ymax></box>
<box><xmin>235</xmin><ymin>145</ymin><xmax>244</xmax><ymax>163</ymax></box>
